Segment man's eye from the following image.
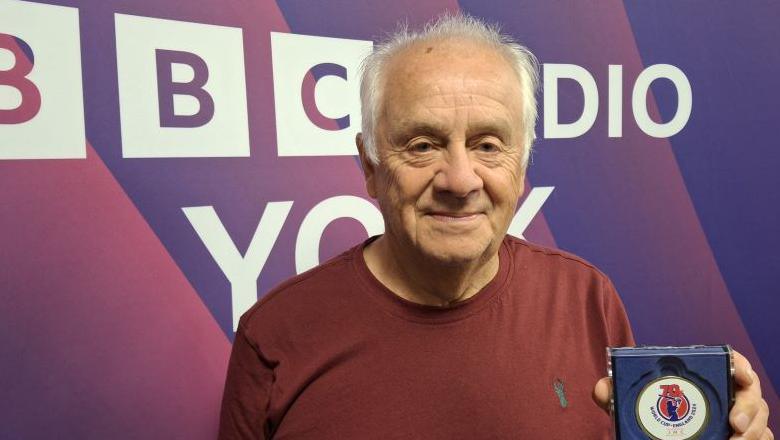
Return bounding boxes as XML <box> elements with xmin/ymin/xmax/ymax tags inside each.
<box><xmin>411</xmin><ymin>142</ymin><xmax>433</xmax><ymax>153</ymax></box>
<box><xmin>477</xmin><ymin>142</ymin><xmax>499</xmax><ymax>153</ymax></box>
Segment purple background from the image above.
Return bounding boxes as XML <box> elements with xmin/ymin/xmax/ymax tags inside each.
<box><xmin>1</xmin><ymin>0</ymin><xmax>777</xmax><ymax>437</ymax></box>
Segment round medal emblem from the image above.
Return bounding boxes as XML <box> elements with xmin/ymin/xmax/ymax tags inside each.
<box><xmin>636</xmin><ymin>376</ymin><xmax>709</xmax><ymax>439</ymax></box>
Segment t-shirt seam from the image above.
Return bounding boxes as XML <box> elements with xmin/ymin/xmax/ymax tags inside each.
<box><xmin>506</xmin><ymin>237</ymin><xmax>618</xmax><ymax>333</ymax></box>
<box><xmin>506</xmin><ymin>236</ymin><xmax>607</xmax><ymax>277</ymax></box>
<box><xmin>235</xmin><ymin>323</ymin><xmax>283</xmax><ymax>438</ymax></box>
<box><xmin>506</xmin><ymin>237</ymin><xmax>616</xmax><ymax>305</ymax></box>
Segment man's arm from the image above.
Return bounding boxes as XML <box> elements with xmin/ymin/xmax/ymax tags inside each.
<box><xmin>602</xmin><ymin>276</ymin><xmax>635</xmax><ymax>347</ymax></box>
<box><xmin>219</xmin><ymin>323</ymin><xmax>274</xmax><ymax>440</ymax></box>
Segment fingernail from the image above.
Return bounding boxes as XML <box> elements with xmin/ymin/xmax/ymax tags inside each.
<box><xmin>734</xmin><ymin>413</ymin><xmax>750</xmax><ymax>432</ymax></box>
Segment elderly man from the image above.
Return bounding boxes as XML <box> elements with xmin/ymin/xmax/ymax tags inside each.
<box><xmin>219</xmin><ymin>14</ymin><xmax>770</xmax><ymax>439</ymax></box>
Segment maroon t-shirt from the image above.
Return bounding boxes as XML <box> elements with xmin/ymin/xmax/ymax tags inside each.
<box><xmin>219</xmin><ymin>236</ymin><xmax>634</xmax><ymax>439</ymax></box>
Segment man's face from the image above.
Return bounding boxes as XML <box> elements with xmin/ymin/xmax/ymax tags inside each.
<box><xmin>361</xmin><ymin>39</ymin><xmax>527</xmax><ymax>266</ymax></box>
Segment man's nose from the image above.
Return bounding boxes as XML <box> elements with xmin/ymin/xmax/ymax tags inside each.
<box><xmin>432</xmin><ymin>145</ymin><xmax>483</xmax><ymax>198</ymax></box>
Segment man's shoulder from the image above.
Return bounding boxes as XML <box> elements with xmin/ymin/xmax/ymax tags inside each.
<box><xmin>502</xmin><ymin>236</ymin><xmax>631</xmax><ymax>341</ymax></box>
<box><xmin>238</xmin><ymin>245</ymin><xmax>361</xmax><ymax>332</ymax></box>
<box><xmin>503</xmin><ymin>235</ymin><xmax>607</xmax><ymax>279</ymax></box>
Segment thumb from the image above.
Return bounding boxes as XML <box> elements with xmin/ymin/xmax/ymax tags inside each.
<box><xmin>593</xmin><ymin>377</ymin><xmax>612</xmax><ymax>412</ymax></box>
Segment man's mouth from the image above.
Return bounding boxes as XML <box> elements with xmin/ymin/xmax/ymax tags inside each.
<box><xmin>426</xmin><ymin>212</ymin><xmax>483</xmax><ymax>223</ymax></box>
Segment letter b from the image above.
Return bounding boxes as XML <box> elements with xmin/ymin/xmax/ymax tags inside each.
<box><xmin>156</xmin><ymin>49</ymin><xmax>214</xmax><ymax>128</ymax></box>
<box><xmin>0</xmin><ymin>34</ymin><xmax>41</xmax><ymax>124</ymax></box>
<box><xmin>115</xmin><ymin>14</ymin><xmax>249</xmax><ymax>158</ymax></box>
<box><xmin>0</xmin><ymin>1</ymin><xmax>85</xmax><ymax>160</ymax></box>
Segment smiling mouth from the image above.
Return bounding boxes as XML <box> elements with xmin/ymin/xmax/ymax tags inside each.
<box><xmin>427</xmin><ymin>212</ymin><xmax>483</xmax><ymax>223</ymax></box>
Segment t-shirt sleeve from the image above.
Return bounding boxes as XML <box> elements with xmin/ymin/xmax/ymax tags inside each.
<box><xmin>218</xmin><ymin>323</ymin><xmax>274</xmax><ymax>440</ymax></box>
<box><xmin>602</xmin><ymin>276</ymin><xmax>635</xmax><ymax>348</ymax></box>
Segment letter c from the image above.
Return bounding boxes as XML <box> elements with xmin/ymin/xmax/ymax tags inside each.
<box><xmin>301</xmin><ymin>62</ymin><xmax>350</xmax><ymax>131</ymax></box>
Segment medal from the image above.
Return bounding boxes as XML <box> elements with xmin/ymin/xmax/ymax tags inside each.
<box><xmin>608</xmin><ymin>345</ymin><xmax>734</xmax><ymax>439</ymax></box>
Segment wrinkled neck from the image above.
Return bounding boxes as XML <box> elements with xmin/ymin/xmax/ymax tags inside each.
<box><xmin>363</xmin><ymin>235</ymin><xmax>500</xmax><ymax>307</ymax></box>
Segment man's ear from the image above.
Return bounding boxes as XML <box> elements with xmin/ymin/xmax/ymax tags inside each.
<box><xmin>356</xmin><ymin>133</ymin><xmax>378</xmax><ymax>198</ymax></box>
<box><xmin>517</xmin><ymin>162</ymin><xmax>527</xmax><ymax>199</ymax></box>
<box><xmin>516</xmin><ymin>145</ymin><xmax>530</xmax><ymax>199</ymax></box>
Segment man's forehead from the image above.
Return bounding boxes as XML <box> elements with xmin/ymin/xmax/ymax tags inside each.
<box><xmin>379</xmin><ymin>40</ymin><xmax>523</xmax><ymax>138</ymax></box>
<box><xmin>383</xmin><ymin>40</ymin><xmax>520</xmax><ymax>102</ymax></box>
<box><xmin>392</xmin><ymin>36</ymin><xmax>506</xmax><ymax>65</ymax></box>
<box><xmin>386</xmin><ymin>38</ymin><xmax>515</xmax><ymax>83</ymax></box>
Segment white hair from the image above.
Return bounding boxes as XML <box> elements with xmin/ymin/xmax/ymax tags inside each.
<box><xmin>359</xmin><ymin>13</ymin><xmax>540</xmax><ymax>167</ymax></box>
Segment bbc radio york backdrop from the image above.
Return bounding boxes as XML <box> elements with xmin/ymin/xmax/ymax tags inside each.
<box><xmin>1</xmin><ymin>0</ymin><xmax>778</xmax><ymax>437</ymax></box>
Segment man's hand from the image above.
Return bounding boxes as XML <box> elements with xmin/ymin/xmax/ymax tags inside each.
<box><xmin>592</xmin><ymin>350</ymin><xmax>773</xmax><ymax>439</ymax></box>
<box><xmin>729</xmin><ymin>351</ymin><xmax>773</xmax><ymax>439</ymax></box>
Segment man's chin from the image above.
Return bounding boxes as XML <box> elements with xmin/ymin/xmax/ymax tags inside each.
<box><xmin>417</xmin><ymin>241</ymin><xmax>492</xmax><ymax>267</ymax></box>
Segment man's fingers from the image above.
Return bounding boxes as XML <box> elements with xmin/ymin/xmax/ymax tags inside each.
<box><xmin>727</xmin><ymin>349</ymin><xmax>769</xmax><ymax>439</ymax></box>
<box><xmin>592</xmin><ymin>377</ymin><xmax>611</xmax><ymax>412</ymax></box>
<box><xmin>733</xmin><ymin>350</ymin><xmax>758</xmax><ymax>390</ymax></box>
<box><xmin>743</xmin><ymin>398</ymin><xmax>770</xmax><ymax>439</ymax></box>
<box><xmin>730</xmin><ymin>396</ymin><xmax>769</xmax><ymax>439</ymax></box>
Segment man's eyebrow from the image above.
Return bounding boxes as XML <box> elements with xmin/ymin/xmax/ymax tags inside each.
<box><xmin>467</xmin><ymin>121</ymin><xmax>513</xmax><ymax>141</ymax></box>
<box><xmin>388</xmin><ymin>121</ymin><xmax>516</xmax><ymax>144</ymax></box>
<box><xmin>389</xmin><ymin>122</ymin><xmax>449</xmax><ymax>142</ymax></box>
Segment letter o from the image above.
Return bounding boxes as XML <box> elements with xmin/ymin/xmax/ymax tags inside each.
<box><xmin>632</xmin><ymin>64</ymin><xmax>692</xmax><ymax>138</ymax></box>
<box><xmin>295</xmin><ymin>195</ymin><xmax>384</xmax><ymax>273</ymax></box>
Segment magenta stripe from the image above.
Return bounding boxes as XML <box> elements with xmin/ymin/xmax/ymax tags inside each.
<box><xmin>0</xmin><ymin>143</ymin><xmax>230</xmax><ymax>437</ymax></box>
